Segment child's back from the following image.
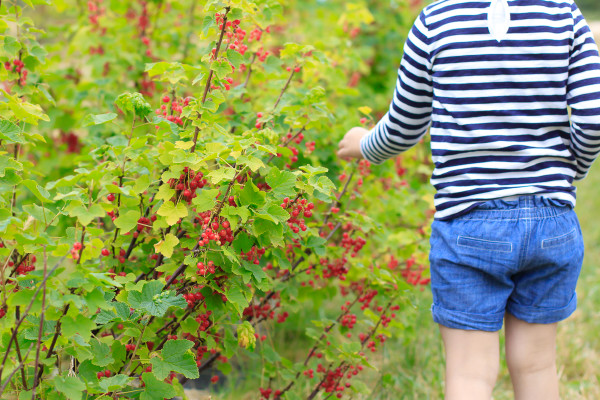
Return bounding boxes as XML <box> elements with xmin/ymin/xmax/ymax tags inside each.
<box><xmin>359</xmin><ymin>0</ymin><xmax>600</xmax><ymax>220</ymax></box>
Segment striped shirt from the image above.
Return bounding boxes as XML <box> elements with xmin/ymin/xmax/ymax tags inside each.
<box><xmin>360</xmin><ymin>0</ymin><xmax>600</xmax><ymax>220</ymax></box>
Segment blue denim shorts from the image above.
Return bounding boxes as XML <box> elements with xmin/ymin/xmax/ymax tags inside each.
<box><xmin>429</xmin><ymin>195</ymin><xmax>585</xmax><ymax>331</ymax></box>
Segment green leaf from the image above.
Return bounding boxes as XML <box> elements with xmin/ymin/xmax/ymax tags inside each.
<box><xmin>157</xmin><ymin>201</ymin><xmax>188</xmax><ymax>226</ymax></box>
<box><xmin>140</xmin><ymin>373</ymin><xmax>176</xmax><ymax>400</ymax></box>
<box><xmin>154</xmin><ymin>233</ymin><xmax>179</xmax><ymax>258</ymax></box>
<box><xmin>0</xmin><ymin>120</ymin><xmax>25</xmax><ymax>143</ymax></box>
<box><xmin>82</xmin><ymin>113</ymin><xmax>117</xmax><ymax>127</ymax></box>
<box><xmin>62</xmin><ymin>314</ymin><xmax>96</xmax><ymax>341</ymax></box>
<box><xmin>133</xmin><ymin>174</ymin><xmax>151</xmax><ymax>194</ymax></box>
<box><xmin>238</xmin><ymin>180</ymin><xmax>265</xmax><ymax>208</ymax></box>
<box><xmin>127</xmin><ymin>281</ymin><xmax>187</xmax><ymax>317</ymax></box>
<box><xmin>52</xmin><ymin>376</ymin><xmax>86</xmax><ymax>400</ymax></box>
<box><xmin>226</xmin><ymin>48</ymin><xmax>245</xmax><ymax>69</ymax></box>
<box><xmin>266</xmin><ymin>168</ymin><xmax>296</xmax><ymax>198</ymax></box>
<box><xmin>237</xmin><ymin>321</ymin><xmax>256</xmax><ymax>350</ymax></box>
<box><xmin>114</xmin><ymin>210</ymin><xmax>141</xmax><ymax>233</ymax></box>
<box><xmin>211</xmin><ymin>58</ymin><xmax>232</xmax><ymax>79</ymax></box>
<box><xmin>22</xmin><ymin>179</ymin><xmax>53</xmax><ymax>203</ymax></box>
<box><xmin>191</xmin><ymin>188</ymin><xmax>219</xmax><ymax>212</ymax></box>
<box><xmin>70</xmin><ymin>204</ymin><xmax>105</xmax><ymax>226</ymax></box>
<box><xmin>90</xmin><ymin>338</ymin><xmax>114</xmax><ymax>367</ymax></box>
<box><xmin>225</xmin><ymin>282</ymin><xmax>250</xmax><ymax>317</ymax></box>
<box><xmin>207</xmin><ymin>167</ymin><xmax>235</xmax><ymax>185</ymax></box>
<box><xmin>0</xmin><ymin>155</ymin><xmax>23</xmax><ymax>177</ymax></box>
<box><xmin>98</xmin><ymin>374</ymin><xmax>131</xmax><ymax>392</ymax></box>
<box><xmin>150</xmin><ymin>339</ymin><xmax>199</xmax><ymax>380</ymax></box>
<box><xmin>155</xmin><ymin>184</ymin><xmax>175</xmax><ymax>202</ymax></box>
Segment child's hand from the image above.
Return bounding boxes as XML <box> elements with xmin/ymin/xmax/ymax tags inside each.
<box><xmin>337</xmin><ymin>127</ymin><xmax>368</xmax><ymax>161</ymax></box>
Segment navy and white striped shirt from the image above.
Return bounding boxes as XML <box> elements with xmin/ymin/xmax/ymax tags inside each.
<box><xmin>360</xmin><ymin>0</ymin><xmax>600</xmax><ymax>220</ymax></box>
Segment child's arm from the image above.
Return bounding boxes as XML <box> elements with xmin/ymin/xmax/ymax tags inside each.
<box><xmin>338</xmin><ymin>11</ymin><xmax>433</xmax><ymax>163</ymax></box>
<box><xmin>568</xmin><ymin>2</ymin><xmax>600</xmax><ymax>180</ymax></box>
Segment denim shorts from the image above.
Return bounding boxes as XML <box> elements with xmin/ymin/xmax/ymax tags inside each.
<box><xmin>429</xmin><ymin>195</ymin><xmax>585</xmax><ymax>331</ymax></box>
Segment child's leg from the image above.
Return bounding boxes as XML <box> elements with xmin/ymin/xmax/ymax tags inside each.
<box><xmin>439</xmin><ymin>325</ymin><xmax>500</xmax><ymax>400</ymax></box>
<box><xmin>504</xmin><ymin>312</ymin><xmax>559</xmax><ymax>400</ymax></box>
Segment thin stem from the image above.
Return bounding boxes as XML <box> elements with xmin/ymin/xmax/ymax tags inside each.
<box><xmin>31</xmin><ymin>246</ymin><xmax>49</xmax><ymax>396</ymax></box>
<box><xmin>191</xmin><ymin>6</ymin><xmax>231</xmax><ymax>153</ymax></box>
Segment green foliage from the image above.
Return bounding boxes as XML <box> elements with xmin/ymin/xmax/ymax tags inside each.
<box><xmin>0</xmin><ymin>0</ymin><xmax>434</xmax><ymax>399</ymax></box>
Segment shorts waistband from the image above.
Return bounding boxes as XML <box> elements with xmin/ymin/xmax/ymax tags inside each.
<box><xmin>456</xmin><ymin>195</ymin><xmax>573</xmax><ymax>220</ymax></box>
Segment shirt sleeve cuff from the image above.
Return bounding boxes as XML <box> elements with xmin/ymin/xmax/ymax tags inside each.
<box><xmin>359</xmin><ymin>129</ymin><xmax>385</xmax><ymax>165</ymax></box>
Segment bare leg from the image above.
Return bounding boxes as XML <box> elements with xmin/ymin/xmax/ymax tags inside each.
<box><xmin>504</xmin><ymin>312</ymin><xmax>559</xmax><ymax>400</ymax></box>
<box><xmin>439</xmin><ymin>325</ymin><xmax>500</xmax><ymax>400</ymax></box>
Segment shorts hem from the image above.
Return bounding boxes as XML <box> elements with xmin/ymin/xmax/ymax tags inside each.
<box><xmin>431</xmin><ymin>303</ymin><xmax>503</xmax><ymax>332</ymax></box>
<box><xmin>507</xmin><ymin>293</ymin><xmax>577</xmax><ymax>324</ymax></box>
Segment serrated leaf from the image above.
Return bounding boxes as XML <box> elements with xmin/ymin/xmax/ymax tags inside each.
<box><xmin>98</xmin><ymin>374</ymin><xmax>131</xmax><ymax>392</ymax></box>
<box><xmin>0</xmin><ymin>120</ymin><xmax>25</xmax><ymax>143</ymax></box>
<box><xmin>22</xmin><ymin>179</ymin><xmax>53</xmax><ymax>203</ymax></box>
<box><xmin>154</xmin><ymin>233</ymin><xmax>179</xmax><ymax>258</ymax></box>
<box><xmin>82</xmin><ymin>113</ymin><xmax>117</xmax><ymax>127</ymax></box>
<box><xmin>157</xmin><ymin>201</ymin><xmax>188</xmax><ymax>225</ymax></box>
<box><xmin>150</xmin><ymin>339</ymin><xmax>199</xmax><ymax>380</ymax></box>
<box><xmin>207</xmin><ymin>167</ymin><xmax>235</xmax><ymax>185</ymax></box>
<box><xmin>127</xmin><ymin>281</ymin><xmax>187</xmax><ymax>317</ymax></box>
<box><xmin>52</xmin><ymin>376</ymin><xmax>85</xmax><ymax>400</ymax></box>
<box><xmin>156</xmin><ymin>184</ymin><xmax>175</xmax><ymax>202</ymax></box>
<box><xmin>114</xmin><ymin>210</ymin><xmax>141</xmax><ymax>233</ymax></box>
<box><xmin>266</xmin><ymin>168</ymin><xmax>296</xmax><ymax>198</ymax></box>
<box><xmin>191</xmin><ymin>189</ymin><xmax>219</xmax><ymax>212</ymax></box>
<box><xmin>90</xmin><ymin>339</ymin><xmax>114</xmax><ymax>367</ymax></box>
<box><xmin>140</xmin><ymin>373</ymin><xmax>176</xmax><ymax>400</ymax></box>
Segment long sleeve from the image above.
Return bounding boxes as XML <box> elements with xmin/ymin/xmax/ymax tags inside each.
<box><xmin>360</xmin><ymin>11</ymin><xmax>434</xmax><ymax>164</ymax></box>
<box><xmin>567</xmin><ymin>2</ymin><xmax>600</xmax><ymax>180</ymax></box>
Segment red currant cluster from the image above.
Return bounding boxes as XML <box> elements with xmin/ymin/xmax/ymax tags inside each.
<box><xmin>401</xmin><ymin>260</ymin><xmax>430</xmax><ymax>287</ymax></box>
<box><xmin>340</xmin><ymin>313</ymin><xmax>357</xmax><ymax>329</ymax></box>
<box><xmin>87</xmin><ymin>0</ymin><xmax>105</xmax><ymax>28</ymax></box>
<box><xmin>243</xmin><ymin>301</ymin><xmax>274</xmax><ymax>320</ymax></box>
<box><xmin>220</xmin><ymin>15</ymin><xmax>248</xmax><ymax>55</ymax></box>
<box><xmin>358</xmin><ymin>159</ymin><xmax>371</xmax><ymax>176</ymax></box>
<box><xmin>320</xmin><ymin>257</ymin><xmax>349</xmax><ymax>280</ymax></box>
<box><xmin>197</xmin><ymin>218</ymin><xmax>233</xmax><ymax>247</ymax></box>
<box><xmin>305</xmin><ymin>141</ymin><xmax>316</xmax><ymax>153</ymax></box>
<box><xmin>125</xmin><ymin>343</ymin><xmax>136</xmax><ymax>352</ymax></box>
<box><xmin>194</xmin><ymin>310</ymin><xmax>212</xmax><ymax>332</ymax></box>
<box><xmin>318</xmin><ymin>366</ymin><xmax>345</xmax><ymax>396</ymax></box>
<box><xmin>4</xmin><ymin>59</ymin><xmax>28</xmax><ymax>86</ymax></box>
<box><xmin>303</xmin><ymin>368</ymin><xmax>315</xmax><ymax>378</ymax></box>
<box><xmin>165</xmin><ymin>371</ymin><xmax>177</xmax><ymax>384</ymax></box>
<box><xmin>358</xmin><ymin>289</ymin><xmax>378</xmax><ymax>311</ymax></box>
<box><xmin>255</xmin><ymin>47</ymin><xmax>270</xmax><ymax>62</ymax></box>
<box><xmin>387</xmin><ymin>255</ymin><xmax>399</xmax><ymax>270</ymax></box>
<box><xmin>154</xmin><ymin>95</ymin><xmax>189</xmax><ymax>126</ymax></box>
<box><xmin>276</xmin><ymin>311</ymin><xmax>289</xmax><ymax>323</ymax></box>
<box><xmin>130</xmin><ymin>215</ymin><xmax>155</xmax><ymax>239</ymax></box>
<box><xmin>282</xmin><ymin>198</ymin><xmax>314</xmax><ymax>233</ymax></box>
<box><xmin>394</xmin><ymin>156</ymin><xmax>407</xmax><ymax>177</ymax></box>
<box><xmin>253</xmin><ymin>332</ymin><xmax>268</xmax><ymax>341</ymax></box>
<box><xmin>260</xmin><ymin>387</ymin><xmax>282</xmax><ymax>399</ymax></box>
<box><xmin>71</xmin><ymin>242</ymin><xmax>83</xmax><ymax>261</ymax></box>
<box><xmin>167</xmin><ymin>167</ymin><xmax>208</xmax><ymax>202</ymax></box>
<box><xmin>196</xmin><ymin>260</ymin><xmax>216</xmax><ymax>276</ymax></box>
<box><xmin>340</xmin><ymin>232</ymin><xmax>366</xmax><ymax>258</ymax></box>
<box><xmin>254</xmin><ymin>112</ymin><xmax>264</xmax><ymax>129</ymax></box>
<box><xmin>183</xmin><ymin>291</ymin><xmax>204</xmax><ymax>308</ymax></box>
<box><xmin>96</xmin><ymin>369</ymin><xmax>111</xmax><ymax>379</ymax></box>
<box><xmin>0</xmin><ymin>308</ymin><xmax>6</xmax><ymax>319</ymax></box>
<box><xmin>210</xmin><ymin>375</ymin><xmax>219</xmax><ymax>384</ymax></box>
<box><xmin>241</xmin><ymin>245</ymin><xmax>266</xmax><ymax>265</ymax></box>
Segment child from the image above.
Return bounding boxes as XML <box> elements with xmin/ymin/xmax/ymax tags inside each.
<box><xmin>337</xmin><ymin>0</ymin><xmax>600</xmax><ymax>398</ymax></box>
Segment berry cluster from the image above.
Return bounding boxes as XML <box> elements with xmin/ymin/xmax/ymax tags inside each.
<box><xmin>96</xmin><ymin>369</ymin><xmax>111</xmax><ymax>379</ymax></box>
<box><xmin>154</xmin><ymin>95</ymin><xmax>190</xmax><ymax>126</ymax></box>
<box><xmin>241</xmin><ymin>245</ymin><xmax>266</xmax><ymax>265</ymax></box>
<box><xmin>276</xmin><ymin>311</ymin><xmax>289</xmax><ymax>323</ymax></box>
<box><xmin>282</xmin><ymin>198</ymin><xmax>314</xmax><ymax>233</ymax></box>
<box><xmin>71</xmin><ymin>242</ymin><xmax>83</xmax><ymax>260</ymax></box>
<box><xmin>194</xmin><ymin>310</ymin><xmax>212</xmax><ymax>332</ymax></box>
<box><xmin>0</xmin><ymin>308</ymin><xmax>6</xmax><ymax>319</ymax></box>
<box><xmin>340</xmin><ymin>231</ymin><xmax>366</xmax><ymax>258</ymax></box>
<box><xmin>341</xmin><ymin>313</ymin><xmax>357</xmax><ymax>329</ymax></box>
<box><xmin>260</xmin><ymin>387</ymin><xmax>281</xmax><ymax>399</ymax></box>
<box><xmin>318</xmin><ymin>366</ymin><xmax>345</xmax><ymax>396</ymax></box>
<box><xmin>4</xmin><ymin>59</ymin><xmax>28</xmax><ymax>86</ymax></box>
<box><xmin>183</xmin><ymin>291</ymin><xmax>204</xmax><ymax>308</ymax></box>
<box><xmin>197</xmin><ymin>217</ymin><xmax>234</xmax><ymax>247</ymax></box>
<box><xmin>218</xmin><ymin>14</ymin><xmax>248</xmax><ymax>55</ymax></box>
<box><xmin>167</xmin><ymin>167</ymin><xmax>208</xmax><ymax>203</ymax></box>
<box><xmin>125</xmin><ymin>344</ymin><xmax>136</xmax><ymax>352</ymax></box>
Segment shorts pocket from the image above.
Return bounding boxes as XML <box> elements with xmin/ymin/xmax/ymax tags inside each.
<box><xmin>541</xmin><ymin>227</ymin><xmax>577</xmax><ymax>249</ymax></box>
<box><xmin>457</xmin><ymin>235</ymin><xmax>513</xmax><ymax>253</ymax></box>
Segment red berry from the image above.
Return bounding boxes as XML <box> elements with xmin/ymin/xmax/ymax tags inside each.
<box><xmin>101</xmin><ymin>249</ymin><xmax>110</xmax><ymax>256</ymax></box>
<box><xmin>162</xmin><ymin>95</ymin><xmax>170</xmax><ymax>103</ymax></box>
<box><xmin>107</xmin><ymin>193</ymin><xmax>115</xmax><ymax>202</ymax></box>
<box><xmin>73</xmin><ymin>242</ymin><xmax>82</xmax><ymax>251</ymax></box>
<box><xmin>211</xmin><ymin>375</ymin><xmax>219</xmax><ymax>383</ymax></box>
